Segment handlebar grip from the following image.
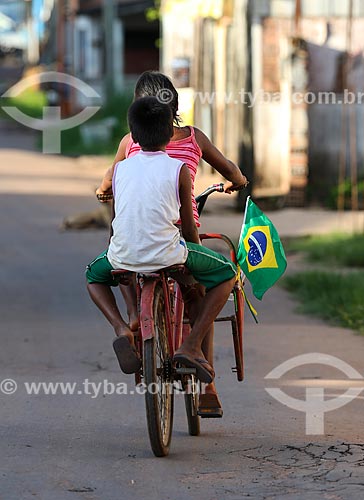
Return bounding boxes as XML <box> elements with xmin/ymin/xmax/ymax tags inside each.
<box><xmin>213</xmin><ymin>183</ymin><xmax>225</xmax><ymax>193</ymax></box>
<box><xmin>97</xmin><ymin>193</ymin><xmax>114</xmax><ymax>202</ymax></box>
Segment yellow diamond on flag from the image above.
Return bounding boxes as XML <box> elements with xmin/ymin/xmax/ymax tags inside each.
<box><xmin>243</xmin><ymin>225</ymin><xmax>278</xmax><ymax>273</ymax></box>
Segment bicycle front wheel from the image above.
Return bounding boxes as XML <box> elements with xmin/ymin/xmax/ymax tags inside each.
<box><xmin>143</xmin><ymin>283</ymin><xmax>174</xmax><ymax>457</ymax></box>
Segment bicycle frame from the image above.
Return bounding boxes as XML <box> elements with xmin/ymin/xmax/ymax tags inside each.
<box><xmin>135</xmin><ymin>232</ymin><xmax>245</xmax><ymax>382</ymax></box>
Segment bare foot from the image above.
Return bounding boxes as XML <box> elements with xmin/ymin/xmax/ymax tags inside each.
<box><xmin>173</xmin><ymin>350</ymin><xmax>214</xmax><ymax>384</ymax></box>
<box><xmin>174</xmin><ymin>346</ymin><xmax>205</xmax><ymax>362</ymax></box>
<box><xmin>175</xmin><ymin>337</ymin><xmax>205</xmax><ymax>362</ymax></box>
<box><xmin>128</xmin><ymin>315</ymin><xmax>139</xmax><ymax>332</ymax></box>
<box><xmin>203</xmin><ymin>382</ymin><xmax>217</xmax><ymax>395</ymax></box>
<box><xmin>114</xmin><ymin>325</ymin><xmax>135</xmax><ymax>346</ymax></box>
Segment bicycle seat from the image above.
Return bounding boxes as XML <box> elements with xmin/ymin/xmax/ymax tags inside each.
<box><xmin>111</xmin><ymin>266</ymin><xmax>192</xmax><ymax>286</ymax></box>
<box><xmin>111</xmin><ymin>269</ymin><xmax>133</xmax><ymax>285</ymax></box>
<box><xmin>111</xmin><ymin>269</ymin><xmax>133</xmax><ymax>276</ymax></box>
<box><xmin>160</xmin><ymin>264</ymin><xmax>187</xmax><ymax>274</ymax></box>
<box><xmin>138</xmin><ymin>265</ymin><xmax>187</xmax><ymax>278</ymax></box>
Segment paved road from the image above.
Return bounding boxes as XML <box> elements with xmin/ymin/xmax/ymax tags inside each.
<box><xmin>1</xmin><ymin>148</ymin><xmax>364</xmax><ymax>500</ymax></box>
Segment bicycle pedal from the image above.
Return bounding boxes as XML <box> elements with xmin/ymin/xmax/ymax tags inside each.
<box><xmin>175</xmin><ymin>367</ymin><xmax>197</xmax><ymax>375</ymax></box>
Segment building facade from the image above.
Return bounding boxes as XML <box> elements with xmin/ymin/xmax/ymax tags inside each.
<box><xmin>162</xmin><ymin>0</ymin><xmax>364</xmax><ymax>207</ymax></box>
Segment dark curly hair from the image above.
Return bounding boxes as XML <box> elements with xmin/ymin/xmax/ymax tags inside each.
<box><xmin>128</xmin><ymin>96</ymin><xmax>173</xmax><ymax>150</ymax></box>
<box><xmin>134</xmin><ymin>71</ymin><xmax>181</xmax><ymax>125</ymax></box>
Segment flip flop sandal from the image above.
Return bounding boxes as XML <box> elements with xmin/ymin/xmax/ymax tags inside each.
<box><xmin>113</xmin><ymin>336</ymin><xmax>141</xmax><ymax>374</ymax></box>
<box><xmin>173</xmin><ymin>353</ymin><xmax>215</xmax><ymax>384</ymax></box>
<box><xmin>198</xmin><ymin>393</ymin><xmax>223</xmax><ymax>418</ymax></box>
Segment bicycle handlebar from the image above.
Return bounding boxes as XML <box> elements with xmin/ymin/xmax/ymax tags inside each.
<box><xmin>97</xmin><ymin>182</ymin><xmax>226</xmax><ymax>214</ymax></box>
<box><xmin>195</xmin><ymin>183</ymin><xmax>224</xmax><ymax>203</ymax></box>
<box><xmin>195</xmin><ymin>183</ymin><xmax>224</xmax><ymax>216</ymax></box>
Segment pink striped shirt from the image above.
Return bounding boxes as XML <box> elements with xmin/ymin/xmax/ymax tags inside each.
<box><xmin>125</xmin><ymin>126</ymin><xmax>202</xmax><ymax>226</ymax></box>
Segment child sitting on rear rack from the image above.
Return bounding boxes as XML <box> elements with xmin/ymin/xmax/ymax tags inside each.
<box><xmin>86</xmin><ymin>96</ymin><xmax>237</xmax><ymax>383</ymax></box>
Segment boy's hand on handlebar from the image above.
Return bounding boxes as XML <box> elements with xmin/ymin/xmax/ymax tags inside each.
<box><xmin>224</xmin><ymin>177</ymin><xmax>249</xmax><ymax>194</ymax></box>
<box><xmin>96</xmin><ymin>187</ymin><xmax>113</xmax><ymax>202</ymax></box>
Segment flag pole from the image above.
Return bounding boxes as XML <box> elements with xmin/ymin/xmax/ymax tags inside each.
<box><xmin>238</xmin><ymin>195</ymin><xmax>250</xmax><ymax>247</ymax></box>
<box><xmin>236</xmin><ymin>195</ymin><xmax>258</xmax><ymax>322</ymax></box>
<box><xmin>237</xmin><ymin>194</ymin><xmax>250</xmax><ymax>292</ymax></box>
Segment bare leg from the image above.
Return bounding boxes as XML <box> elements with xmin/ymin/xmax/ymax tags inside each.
<box><xmin>87</xmin><ymin>283</ymin><xmax>133</xmax><ymax>343</ymax></box>
<box><xmin>202</xmin><ymin>325</ymin><xmax>214</xmax><ymax>366</ymax></box>
<box><xmin>183</xmin><ymin>286</ymin><xmax>218</xmax><ymax>394</ymax></box>
<box><xmin>176</xmin><ymin>277</ymin><xmax>235</xmax><ymax>361</ymax></box>
<box><xmin>119</xmin><ymin>274</ymin><xmax>138</xmax><ymax>331</ymax></box>
<box><xmin>201</xmin><ymin>325</ymin><xmax>218</xmax><ymax>395</ymax></box>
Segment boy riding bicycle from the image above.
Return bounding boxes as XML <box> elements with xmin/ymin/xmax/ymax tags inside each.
<box><xmin>86</xmin><ymin>97</ymin><xmax>237</xmax><ymax>383</ymax></box>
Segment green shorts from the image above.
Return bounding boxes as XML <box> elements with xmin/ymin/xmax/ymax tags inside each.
<box><xmin>185</xmin><ymin>242</ymin><xmax>237</xmax><ymax>291</ymax></box>
<box><xmin>86</xmin><ymin>250</ymin><xmax>121</xmax><ymax>287</ymax></box>
<box><xmin>86</xmin><ymin>244</ymin><xmax>237</xmax><ymax>291</ymax></box>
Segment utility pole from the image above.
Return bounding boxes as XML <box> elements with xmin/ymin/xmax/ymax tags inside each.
<box><xmin>56</xmin><ymin>0</ymin><xmax>78</xmax><ymax>116</ymax></box>
<box><xmin>347</xmin><ymin>0</ymin><xmax>358</xmax><ymax>212</ymax></box>
<box><xmin>103</xmin><ymin>0</ymin><xmax>116</xmax><ymax>99</ymax></box>
<box><xmin>294</xmin><ymin>0</ymin><xmax>301</xmax><ymax>36</ymax></box>
<box><xmin>25</xmin><ymin>0</ymin><xmax>39</xmax><ymax>65</ymax></box>
<box><xmin>338</xmin><ymin>0</ymin><xmax>357</xmax><ymax>211</ymax></box>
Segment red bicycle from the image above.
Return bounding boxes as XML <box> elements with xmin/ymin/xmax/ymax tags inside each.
<box><xmin>111</xmin><ymin>184</ymin><xmax>245</xmax><ymax>457</ymax></box>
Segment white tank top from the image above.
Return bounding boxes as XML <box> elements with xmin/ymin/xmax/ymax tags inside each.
<box><xmin>107</xmin><ymin>150</ymin><xmax>188</xmax><ymax>272</ymax></box>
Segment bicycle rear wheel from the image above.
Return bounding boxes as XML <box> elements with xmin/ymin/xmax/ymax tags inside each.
<box><xmin>183</xmin><ymin>375</ymin><xmax>200</xmax><ymax>436</ymax></box>
<box><xmin>143</xmin><ymin>284</ymin><xmax>174</xmax><ymax>457</ymax></box>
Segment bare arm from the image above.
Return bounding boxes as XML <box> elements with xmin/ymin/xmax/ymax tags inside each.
<box><xmin>179</xmin><ymin>164</ymin><xmax>200</xmax><ymax>244</ymax></box>
<box><xmin>96</xmin><ymin>133</ymin><xmax>131</xmax><ymax>199</ymax></box>
<box><xmin>194</xmin><ymin>127</ymin><xmax>249</xmax><ymax>194</ymax></box>
<box><xmin>109</xmin><ymin>199</ymin><xmax>115</xmax><ymax>242</ymax></box>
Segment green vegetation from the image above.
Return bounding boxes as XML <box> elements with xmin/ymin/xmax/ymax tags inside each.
<box><xmin>327</xmin><ymin>179</ymin><xmax>364</xmax><ymax>210</ymax></box>
<box><xmin>145</xmin><ymin>0</ymin><xmax>161</xmax><ymax>22</ymax></box>
<box><xmin>283</xmin><ymin>233</ymin><xmax>364</xmax><ymax>334</ymax></box>
<box><xmin>286</xmin><ymin>233</ymin><xmax>364</xmax><ymax>268</ymax></box>
<box><xmin>60</xmin><ymin>90</ymin><xmax>133</xmax><ymax>156</ymax></box>
<box><xmin>1</xmin><ymin>86</ymin><xmax>133</xmax><ymax>156</ymax></box>
<box><xmin>0</xmin><ymin>88</ymin><xmax>47</xmax><ymax>119</ymax></box>
<box><xmin>283</xmin><ymin>271</ymin><xmax>364</xmax><ymax>334</ymax></box>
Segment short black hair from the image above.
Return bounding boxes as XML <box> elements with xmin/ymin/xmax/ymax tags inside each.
<box><xmin>127</xmin><ymin>96</ymin><xmax>173</xmax><ymax>150</ymax></box>
<box><xmin>134</xmin><ymin>71</ymin><xmax>181</xmax><ymax>125</ymax></box>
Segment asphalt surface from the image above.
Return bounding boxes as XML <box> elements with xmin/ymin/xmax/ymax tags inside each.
<box><xmin>1</xmin><ymin>145</ymin><xmax>364</xmax><ymax>500</ymax></box>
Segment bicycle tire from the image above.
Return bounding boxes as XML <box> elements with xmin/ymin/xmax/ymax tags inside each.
<box><xmin>183</xmin><ymin>375</ymin><xmax>200</xmax><ymax>436</ymax></box>
<box><xmin>143</xmin><ymin>284</ymin><xmax>174</xmax><ymax>457</ymax></box>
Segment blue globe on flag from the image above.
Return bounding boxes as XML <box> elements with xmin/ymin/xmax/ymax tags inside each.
<box><xmin>247</xmin><ymin>231</ymin><xmax>267</xmax><ymax>266</ymax></box>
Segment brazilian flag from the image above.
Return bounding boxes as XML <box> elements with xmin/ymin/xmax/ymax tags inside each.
<box><xmin>237</xmin><ymin>197</ymin><xmax>287</xmax><ymax>300</ymax></box>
